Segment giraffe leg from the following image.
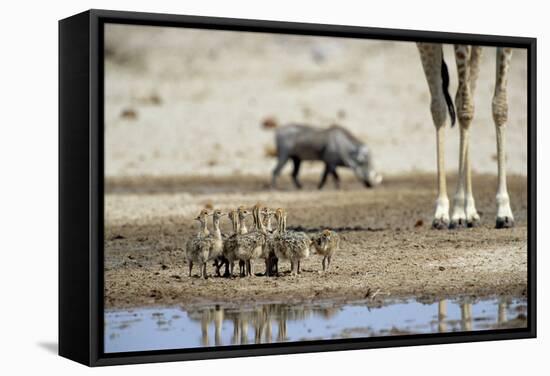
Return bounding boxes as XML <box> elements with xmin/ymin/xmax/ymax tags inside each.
<box><xmin>464</xmin><ymin>148</ymin><xmax>480</xmax><ymax>227</ymax></box>
<box><xmin>450</xmin><ymin>45</ymin><xmax>477</xmax><ymax>229</ymax></box>
<box><xmin>417</xmin><ymin>43</ymin><xmax>450</xmax><ymax>229</ymax></box>
<box><xmin>464</xmin><ymin>46</ymin><xmax>482</xmax><ymax>227</ymax></box>
<box><xmin>450</xmin><ymin>125</ymin><xmax>468</xmax><ymax>228</ymax></box>
<box><xmin>493</xmin><ymin>48</ymin><xmax>515</xmax><ymax>228</ymax></box>
<box><xmin>434</xmin><ymin>121</ymin><xmax>450</xmax><ymax>229</ymax></box>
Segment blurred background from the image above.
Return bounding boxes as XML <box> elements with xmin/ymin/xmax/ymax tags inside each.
<box><xmin>104</xmin><ymin>24</ymin><xmax>528</xmax><ymax>181</ymax></box>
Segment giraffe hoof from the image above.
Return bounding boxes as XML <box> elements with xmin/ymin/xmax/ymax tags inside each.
<box><xmin>467</xmin><ymin>218</ymin><xmax>481</xmax><ymax>228</ymax></box>
<box><xmin>496</xmin><ymin>216</ymin><xmax>515</xmax><ymax>229</ymax></box>
<box><xmin>432</xmin><ymin>218</ymin><xmax>449</xmax><ymax>230</ymax></box>
<box><xmin>449</xmin><ymin>218</ymin><xmax>466</xmax><ymax>229</ymax></box>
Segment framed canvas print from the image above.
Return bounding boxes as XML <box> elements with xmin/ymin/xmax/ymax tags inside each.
<box><xmin>59</xmin><ymin>9</ymin><xmax>536</xmax><ymax>366</ymax></box>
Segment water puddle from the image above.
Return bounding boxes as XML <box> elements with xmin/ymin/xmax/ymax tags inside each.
<box><xmin>105</xmin><ymin>296</ymin><xmax>527</xmax><ymax>353</ymax></box>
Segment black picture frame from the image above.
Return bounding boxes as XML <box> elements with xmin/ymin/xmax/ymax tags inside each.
<box><xmin>59</xmin><ymin>8</ymin><xmax>537</xmax><ymax>367</ymax></box>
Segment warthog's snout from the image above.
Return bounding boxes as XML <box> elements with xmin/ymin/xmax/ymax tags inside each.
<box><xmin>364</xmin><ymin>171</ymin><xmax>383</xmax><ymax>188</ymax></box>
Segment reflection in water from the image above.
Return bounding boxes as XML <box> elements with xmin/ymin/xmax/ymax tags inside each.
<box><xmin>461</xmin><ymin>302</ymin><xmax>473</xmax><ymax>331</ymax></box>
<box><xmin>498</xmin><ymin>299</ymin><xmax>507</xmax><ymax>325</ymax></box>
<box><xmin>105</xmin><ymin>297</ymin><xmax>527</xmax><ymax>353</ymax></box>
<box><xmin>192</xmin><ymin>304</ymin><xmax>324</xmax><ymax>345</ymax></box>
<box><xmin>438</xmin><ymin>300</ymin><xmax>447</xmax><ymax>333</ymax></box>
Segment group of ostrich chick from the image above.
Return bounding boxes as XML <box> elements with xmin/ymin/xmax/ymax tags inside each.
<box><xmin>185</xmin><ymin>204</ymin><xmax>340</xmax><ymax>279</ymax></box>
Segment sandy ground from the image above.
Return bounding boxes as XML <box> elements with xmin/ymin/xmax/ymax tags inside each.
<box><xmin>105</xmin><ymin>25</ymin><xmax>528</xmax><ymax>179</ymax></box>
<box><xmin>104</xmin><ymin>174</ymin><xmax>527</xmax><ymax>309</ymax></box>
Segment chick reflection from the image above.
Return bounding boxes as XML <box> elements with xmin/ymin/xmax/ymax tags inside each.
<box><xmin>187</xmin><ymin>305</ymin><xmax>225</xmax><ymax>346</ymax></box>
<box><xmin>187</xmin><ymin>303</ymin><xmax>338</xmax><ymax>346</ymax></box>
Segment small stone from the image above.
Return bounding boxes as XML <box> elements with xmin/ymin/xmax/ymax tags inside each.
<box><xmin>120</xmin><ymin>108</ymin><xmax>137</xmax><ymax>120</ymax></box>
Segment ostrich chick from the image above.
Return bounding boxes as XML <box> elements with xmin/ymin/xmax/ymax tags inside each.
<box><xmin>274</xmin><ymin>208</ymin><xmax>310</xmax><ymax>276</ymax></box>
<box><xmin>222</xmin><ymin>209</ymin><xmax>240</xmax><ymax>277</ymax></box>
<box><xmin>260</xmin><ymin>207</ymin><xmax>278</xmax><ymax>276</ymax></box>
<box><xmin>234</xmin><ymin>204</ymin><xmax>266</xmax><ymax>277</ymax></box>
<box><xmin>185</xmin><ymin>209</ymin><xmax>211</xmax><ymax>277</ymax></box>
<box><xmin>311</xmin><ymin>229</ymin><xmax>340</xmax><ymax>272</ymax></box>
<box><xmin>186</xmin><ymin>209</ymin><xmax>225</xmax><ymax>278</ymax></box>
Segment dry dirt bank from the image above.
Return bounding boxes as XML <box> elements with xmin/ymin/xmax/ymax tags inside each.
<box><xmin>104</xmin><ymin>173</ymin><xmax>528</xmax><ymax>309</ymax></box>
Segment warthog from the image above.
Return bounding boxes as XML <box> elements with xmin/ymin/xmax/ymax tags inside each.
<box><xmin>270</xmin><ymin>123</ymin><xmax>382</xmax><ymax>189</ymax></box>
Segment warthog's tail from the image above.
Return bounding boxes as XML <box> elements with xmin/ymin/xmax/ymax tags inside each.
<box><xmin>441</xmin><ymin>57</ymin><xmax>456</xmax><ymax>127</ymax></box>
<box><xmin>261</xmin><ymin>117</ymin><xmax>278</xmax><ymax>130</ymax></box>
